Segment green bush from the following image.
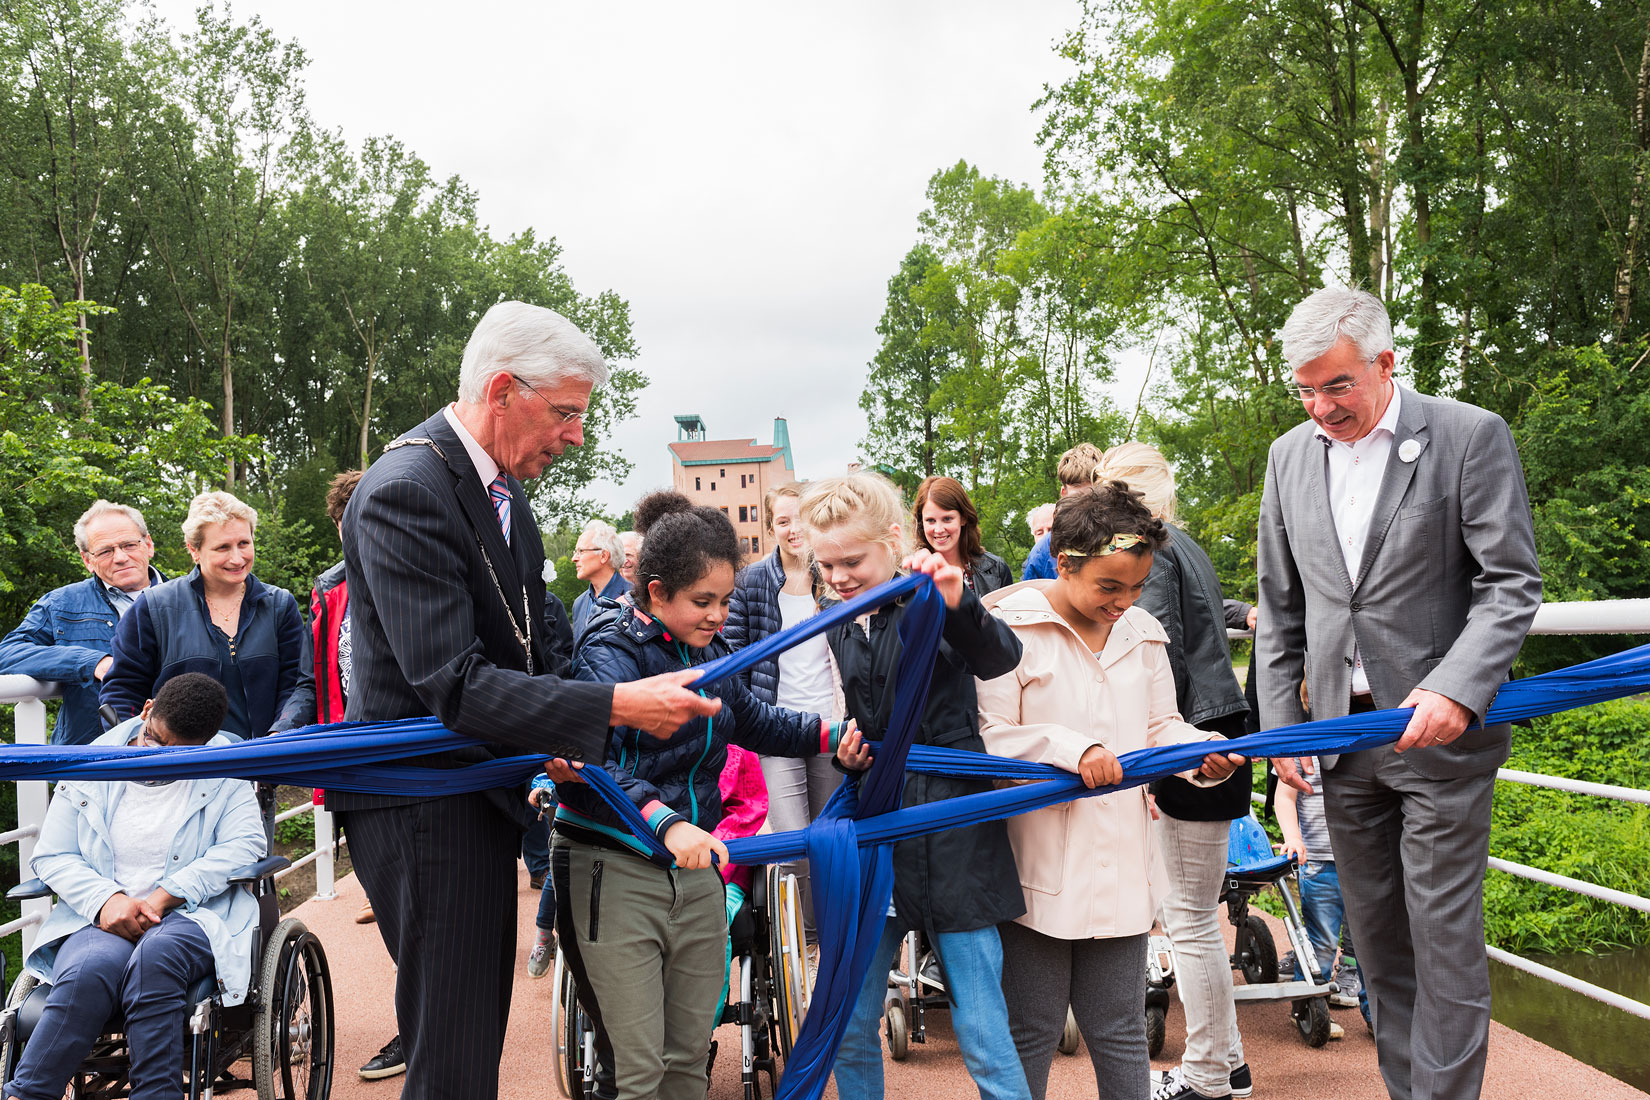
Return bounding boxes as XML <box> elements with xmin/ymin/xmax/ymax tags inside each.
<box><xmin>1486</xmin><ymin>700</ymin><xmax>1650</xmax><ymax>954</ymax></box>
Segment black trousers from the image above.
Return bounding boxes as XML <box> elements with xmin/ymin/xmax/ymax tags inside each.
<box><xmin>341</xmin><ymin>794</ymin><xmax>519</xmax><ymax>1100</ymax></box>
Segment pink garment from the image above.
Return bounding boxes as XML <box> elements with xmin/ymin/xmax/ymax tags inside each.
<box><xmin>713</xmin><ymin>744</ymin><xmax>770</xmax><ymax>890</ymax></box>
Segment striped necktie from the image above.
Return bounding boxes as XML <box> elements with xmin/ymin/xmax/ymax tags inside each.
<box><xmin>488</xmin><ymin>473</ymin><xmax>512</xmax><ymax>545</ymax></box>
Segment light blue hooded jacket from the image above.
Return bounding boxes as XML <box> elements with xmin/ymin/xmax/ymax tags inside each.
<box><xmin>25</xmin><ymin>720</ymin><xmax>267</xmax><ymax>1004</ymax></box>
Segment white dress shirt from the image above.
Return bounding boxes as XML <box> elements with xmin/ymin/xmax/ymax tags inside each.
<box><xmin>1314</xmin><ymin>384</ymin><xmax>1402</xmax><ymax>695</ymax></box>
<box><xmin>442</xmin><ymin>404</ymin><xmax>501</xmax><ymax>491</ymax></box>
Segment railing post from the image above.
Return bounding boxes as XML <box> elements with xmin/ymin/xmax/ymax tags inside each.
<box><xmin>13</xmin><ymin>697</ymin><xmax>51</xmax><ymax>955</ymax></box>
<box><xmin>312</xmin><ymin>802</ymin><xmax>337</xmax><ymax>901</ymax></box>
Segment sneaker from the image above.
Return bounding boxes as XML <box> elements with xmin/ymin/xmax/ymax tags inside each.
<box><xmin>1229</xmin><ymin>1063</ymin><xmax>1253</xmax><ymax>1099</ymax></box>
<box><xmin>1328</xmin><ymin>1020</ymin><xmax>1346</xmax><ymax>1041</ymax></box>
<box><xmin>1151</xmin><ymin>1066</ymin><xmax>1230</xmax><ymax>1100</ymax></box>
<box><xmin>358</xmin><ymin>1035</ymin><xmax>405</xmax><ymax>1079</ymax></box>
<box><xmin>529</xmin><ymin>871</ymin><xmax>546</xmax><ymax>891</ymax></box>
<box><xmin>1276</xmin><ymin>949</ymin><xmax>1295</xmax><ymax>980</ymax></box>
<box><xmin>527</xmin><ymin>932</ymin><xmax>555</xmax><ymax>979</ymax></box>
<box><xmin>1330</xmin><ymin>963</ymin><xmax>1363</xmax><ymax>1008</ymax></box>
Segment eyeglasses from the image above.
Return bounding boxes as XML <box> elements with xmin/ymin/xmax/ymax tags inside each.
<box><xmin>571</xmin><ymin>547</ymin><xmax>596</xmax><ymax>557</ymax></box>
<box><xmin>514</xmin><ymin>376</ymin><xmax>586</xmax><ymax>425</ymax></box>
<box><xmin>1288</xmin><ymin>361</ymin><xmax>1375</xmax><ymax>401</ymax></box>
<box><xmin>85</xmin><ymin>539</ymin><xmax>146</xmax><ymax>563</ymax></box>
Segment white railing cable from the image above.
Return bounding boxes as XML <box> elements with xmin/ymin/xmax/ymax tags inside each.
<box><xmin>1486</xmin><ymin>857</ymin><xmax>1650</xmax><ymax>914</ymax></box>
<box><xmin>1495</xmin><ymin>769</ymin><xmax>1650</xmax><ymax>805</ymax></box>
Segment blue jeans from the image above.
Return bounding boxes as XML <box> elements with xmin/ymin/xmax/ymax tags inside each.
<box><xmin>10</xmin><ymin>914</ymin><xmax>213</xmax><ymax>1100</ymax></box>
<box><xmin>834</xmin><ymin>922</ymin><xmax>1031</xmax><ymax>1100</ymax></box>
<box><xmin>1295</xmin><ymin>860</ymin><xmax>1371</xmax><ymax>1023</ymax></box>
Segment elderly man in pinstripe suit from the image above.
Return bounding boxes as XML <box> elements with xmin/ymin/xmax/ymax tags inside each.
<box><xmin>338</xmin><ymin>301</ymin><xmax>719</xmax><ymax>1100</ymax></box>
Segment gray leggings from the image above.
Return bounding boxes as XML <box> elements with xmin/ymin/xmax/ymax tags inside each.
<box><xmin>998</xmin><ymin>922</ymin><xmax>1148</xmax><ymax>1100</ymax></box>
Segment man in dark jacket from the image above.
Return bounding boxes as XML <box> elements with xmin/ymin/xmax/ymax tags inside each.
<box><xmin>0</xmin><ymin>501</ymin><xmax>163</xmax><ymax>744</ymax></box>
<box><xmin>337</xmin><ymin>300</ymin><xmax>716</xmax><ymax>1100</ymax></box>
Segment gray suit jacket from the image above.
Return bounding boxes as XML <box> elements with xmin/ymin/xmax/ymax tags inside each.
<box><xmin>1255</xmin><ymin>389</ymin><xmax>1542</xmax><ymax>779</ymax></box>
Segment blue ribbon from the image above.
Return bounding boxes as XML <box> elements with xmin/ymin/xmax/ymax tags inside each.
<box><xmin>5</xmin><ymin>575</ymin><xmax>1650</xmax><ymax>1099</ymax></box>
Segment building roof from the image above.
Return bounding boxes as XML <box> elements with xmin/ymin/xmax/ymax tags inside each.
<box><xmin>669</xmin><ymin>439</ymin><xmax>786</xmax><ymax>465</ymax></box>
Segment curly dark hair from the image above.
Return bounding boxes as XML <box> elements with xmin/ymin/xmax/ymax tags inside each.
<box><xmin>150</xmin><ymin>672</ymin><xmax>229</xmax><ymax>744</ymax></box>
<box><xmin>1049</xmin><ymin>482</ymin><xmax>1170</xmax><ymax>568</ymax></box>
<box><xmin>630</xmin><ymin>491</ymin><xmax>742</xmax><ymax>610</ymax></box>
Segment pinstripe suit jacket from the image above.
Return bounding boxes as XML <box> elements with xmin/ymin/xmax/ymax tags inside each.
<box><xmin>334</xmin><ymin>411</ymin><xmax>613</xmax><ymax>814</ymax></box>
<box><xmin>1255</xmin><ymin>388</ymin><xmax>1542</xmax><ymax>779</ymax></box>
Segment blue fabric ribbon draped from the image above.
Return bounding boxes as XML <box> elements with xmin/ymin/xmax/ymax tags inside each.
<box><xmin>5</xmin><ymin>574</ymin><xmax>1650</xmax><ymax>1099</ymax></box>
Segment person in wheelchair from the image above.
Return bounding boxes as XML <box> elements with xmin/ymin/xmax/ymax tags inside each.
<box><xmin>8</xmin><ymin>672</ymin><xmax>266</xmax><ymax>1100</ymax></box>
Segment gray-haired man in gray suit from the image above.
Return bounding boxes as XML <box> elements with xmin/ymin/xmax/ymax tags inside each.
<box><xmin>1256</xmin><ymin>287</ymin><xmax>1541</xmax><ymax>1100</ymax></box>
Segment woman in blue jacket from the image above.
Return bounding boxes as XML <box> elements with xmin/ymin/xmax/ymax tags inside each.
<box><xmin>553</xmin><ymin>491</ymin><xmax>869</xmax><ymax>1100</ymax></box>
<box><xmin>101</xmin><ymin>491</ymin><xmax>309</xmax><ymax>739</ymax></box>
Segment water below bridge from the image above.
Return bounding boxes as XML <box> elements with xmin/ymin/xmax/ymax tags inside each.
<box><xmin>1491</xmin><ymin>946</ymin><xmax>1650</xmax><ymax>1092</ymax></box>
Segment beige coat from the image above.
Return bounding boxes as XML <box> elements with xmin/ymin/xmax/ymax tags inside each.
<box><xmin>977</xmin><ymin>581</ymin><xmax>1218</xmax><ymax>940</ymax></box>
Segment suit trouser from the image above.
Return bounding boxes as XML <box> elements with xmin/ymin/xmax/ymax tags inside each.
<box><xmin>342</xmin><ymin>794</ymin><xmax>519</xmax><ymax>1100</ymax></box>
<box><xmin>1323</xmin><ymin>749</ymin><xmax>1496</xmax><ymax>1100</ymax></box>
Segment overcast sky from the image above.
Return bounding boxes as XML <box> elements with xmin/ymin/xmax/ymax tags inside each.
<box><xmin>149</xmin><ymin>0</ymin><xmax>1091</xmax><ymax>513</ymax></box>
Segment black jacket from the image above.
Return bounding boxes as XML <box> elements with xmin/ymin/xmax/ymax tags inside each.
<box><xmin>560</xmin><ymin>603</ymin><xmax>832</xmax><ymax>864</ymax></box>
<box><xmin>1140</xmin><ymin>523</ymin><xmax>1252</xmax><ymax>821</ymax></box>
<box><xmin>336</xmin><ymin>411</ymin><xmax>613</xmax><ymax>815</ymax></box>
<box><xmin>968</xmin><ymin>551</ymin><xmax>1014</xmax><ymax>597</ymax></box>
<box><xmin>828</xmin><ymin>587</ymin><xmax>1025</xmax><ymax>935</ymax></box>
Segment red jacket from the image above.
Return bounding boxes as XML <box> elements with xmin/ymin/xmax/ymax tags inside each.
<box><xmin>310</xmin><ymin>562</ymin><xmax>349</xmax><ymax>724</ymax></box>
<box><xmin>712</xmin><ymin>744</ymin><xmax>769</xmax><ymax>891</ymax></box>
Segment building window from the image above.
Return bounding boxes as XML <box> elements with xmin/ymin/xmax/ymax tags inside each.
<box><xmin>738</xmin><ymin>506</ymin><xmax>747</xmax><ymax>522</ymax></box>
<box><xmin>710</xmin><ymin>482</ymin><xmax>716</xmax><ymax>491</ymax></box>
<box><xmin>720</xmin><ymin>468</ymin><xmax>726</xmax><ymax>478</ymax></box>
<box><xmin>740</xmin><ymin>473</ymin><xmax>748</xmax><ymax>488</ymax></box>
<box><xmin>720</xmin><ymin>507</ymin><xmax>729</xmax><ymax>516</ymax></box>
<box><xmin>695</xmin><ymin>477</ymin><xmax>701</xmax><ymax>491</ymax></box>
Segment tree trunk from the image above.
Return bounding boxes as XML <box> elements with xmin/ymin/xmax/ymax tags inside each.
<box><xmin>1404</xmin><ymin>81</ymin><xmax>1445</xmax><ymax>392</ymax></box>
<box><xmin>1611</xmin><ymin>25</ymin><xmax>1650</xmax><ymax>340</ymax></box>
<box><xmin>221</xmin><ymin>306</ymin><xmax>235</xmax><ymax>489</ymax></box>
<box><xmin>358</xmin><ymin>355</ymin><xmax>375</xmax><ymax>468</ymax></box>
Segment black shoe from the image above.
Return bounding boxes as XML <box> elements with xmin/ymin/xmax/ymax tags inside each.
<box><xmin>1229</xmin><ymin>1063</ymin><xmax>1252</xmax><ymax>1098</ymax></box>
<box><xmin>1152</xmin><ymin>1066</ymin><xmax>1230</xmax><ymax>1100</ymax></box>
<box><xmin>359</xmin><ymin>1035</ymin><xmax>406</xmax><ymax>1079</ymax></box>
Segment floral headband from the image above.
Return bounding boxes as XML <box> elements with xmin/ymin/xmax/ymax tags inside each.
<box><xmin>1057</xmin><ymin>532</ymin><xmax>1148</xmax><ymax>560</ymax></box>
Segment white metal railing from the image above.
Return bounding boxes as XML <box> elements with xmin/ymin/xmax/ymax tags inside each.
<box><xmin>0</xmin><ymin>674</ymin><xmax>340</xmax><ymax>954</ymax></box>
<box><xmin>1231</xmin><ymin>597</ymin><xmax>1650</xmax><ymax>1022</ymax></box>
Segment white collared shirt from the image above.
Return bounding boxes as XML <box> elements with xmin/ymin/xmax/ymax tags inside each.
<box><xmin>442</xmin><ymin>403</ymin><xmax>501</xmax><ymax>492</ymax></box>
<box><xmin>1314</xmin><ymin>384</ymin><xmax>1402</xmax><ymax>694</ymax></box>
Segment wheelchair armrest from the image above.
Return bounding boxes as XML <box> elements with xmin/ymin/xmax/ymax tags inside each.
<box><xmin>7</xmin><ymin>879</ymin><xmax>52</xmax><ymax>901</ymax></box>
<box><xmin>228</xmin><ymin>856</ymin><xmax>291</xmax><ymax>884</ymax></box>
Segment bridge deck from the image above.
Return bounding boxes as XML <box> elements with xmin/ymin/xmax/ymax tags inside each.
<box><xmin>297</xmin><ymin>869</ymin><xmax>1647</xmax><ymax>1100</ymax></box>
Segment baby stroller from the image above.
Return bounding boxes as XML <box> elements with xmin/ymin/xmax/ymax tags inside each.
<box><xmin>1223</xmin><ymin>814</ymin><xmax>1335</xmax><ymax>1046</ymax></box>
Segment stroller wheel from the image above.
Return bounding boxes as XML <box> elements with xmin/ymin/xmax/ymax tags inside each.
<box><xmin>1058</xmin><ymin>1008</ymin><xmax>1080</xmax><ymax>1056</ymax></box>
<box><xmin>1146</xmin><ymin>1004</ymin><xmax>1167</xmax><ymax>1058</ymax></box>
<box><xmin>1235</xmin><ymin>914</ymin><xmax>1278</xmax><ymax>985</ymax></box>
<box><xmin>1293</xmin><ymin>996</ymin><xmax>1332</xmax><ymax>1047</ymax></box>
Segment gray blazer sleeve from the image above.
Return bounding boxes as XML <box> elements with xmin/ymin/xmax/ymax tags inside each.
<box><xmin>1414</xmin><ymin>414</ymin><xmax>1542</xmax><ymax>719</ymax></box>
<box><xmin>1255</xmin><ymin>445</ymin><xmax>1310</xmax><ymax>731</ymax></box>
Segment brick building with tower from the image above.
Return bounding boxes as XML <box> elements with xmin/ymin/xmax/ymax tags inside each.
<box><xmin>669</xmin><ymin>415</ymin><xmax>796</xmax><ymax>562</ymax></box>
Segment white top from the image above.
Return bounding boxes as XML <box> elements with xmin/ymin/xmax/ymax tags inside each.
<box><xmin>774</xmin><ymin>592</ymin><xmax>835</xmax><ymax>717</ymax></box>
<box><xmin>1314</xmin><ymin>384</ymin><xmax>1402</xmax><ymax>695</ymax></box>
<box><xmin>108</xmin><ymin>780</ymin><xmax>197</xmax><ymax>899</ymax></box>
<box><xmin>443</xmin><ymin>403</ymin><xmax>501</xmax><ymax>490</ymax></box>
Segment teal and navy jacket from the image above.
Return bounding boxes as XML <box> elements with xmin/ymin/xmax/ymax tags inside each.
<box><xmin>557</xmin><ymin>603</ymin><xmax>841</xmax><ymax>865</ymax></box>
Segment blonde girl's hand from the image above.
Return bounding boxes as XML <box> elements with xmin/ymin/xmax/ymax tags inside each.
<box><xmin>1280</xmin><ymin>838</ymin><xmax>1308</xmax><ymax>864</ymax></box>
<box><xmin>1198</xmin><ymin>751</ymin><xmax>1248</xmax><ymax>782</ymax></box>
<box><xmin>836</xmin><ymin>724</ymin><xmax>873</xmax><ymax>771</ymax></box>
<box><xmin>905</xmin><ymin>548</ymin><xmax>965</xmax><ymax>608</ymax></box>
<box><xmin>663</xmin><ymin>820</ymin><xmax>729</xmax><ymax>870</ymax></box>
<box><xmin>1077</xmin><ymin>744</ymin><xmax>1123</xmax><ymax>789</ymax></box>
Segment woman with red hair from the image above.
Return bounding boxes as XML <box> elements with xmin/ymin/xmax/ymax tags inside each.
<box><xmin>912</xmin><ymin>476</ymin><xmax>1013</xmax><ymax>596</ymax></box>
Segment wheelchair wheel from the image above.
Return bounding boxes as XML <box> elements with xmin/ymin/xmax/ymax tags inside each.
<box><xmin>766</xmin><ymin>868</ymin><xmax>810</xmax><ymax>1058</ymax></box>
<box><xmin>253</xmin><ymin>918</ymin><xmax>334</xmax><ymax>1100</ymax></box>
<box><xmin>1294</xmin><ymin>995</ymin><xmax>1332</xmax><ymax>1048</ymax></box>
<box><xmin>1234</xmin><ymin>914</ymin><xmax>1278</xmax><ymax>985</ymax></box>
<box><xmin>0</xmin><ymin>972</ymin><xmax>40</xmax><ymax>1086</ymax></box>
<box><xmin>884</xmin><ymin>1000</ymin><xmax>909</xmax><ymax>1062</ymax></box>
<box><xmin>1146</xmin><ymin>1003</ymin><xmax>1167</xmax><ymax>1058</ymax></box>
<box><xmin>550</xmin><ymin>949</ymin><xmax>586</xmax><ymax>1100</ymax></box>
<box><xmin>1058</xmin><ymin>1007</ymin><xmax>1081</xmax><ymax>1056</ymax></box>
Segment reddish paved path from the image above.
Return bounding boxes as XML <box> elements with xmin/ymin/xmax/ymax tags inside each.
<box><xmin>298</xmin><ymin>870</ymin><xmax>1645</xmax><ymax>1099</ymax></box>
